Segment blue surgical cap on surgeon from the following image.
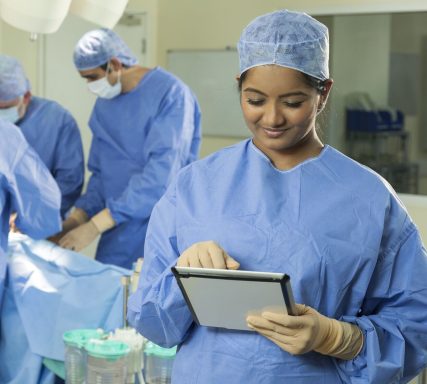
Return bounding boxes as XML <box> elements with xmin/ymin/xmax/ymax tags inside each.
<box><xmin>73</xmin><ymin>28</ymin><xmax>138</xmax><ymax>71</ymax></box>
<box><xmin>0</xmin><ymin>55</ymin><xmax>30</xmax><ymax>101</ymax></box>
<box><xmin>237</xmin><ymin>10</ymin><xmax>329</xmax><ymax>80</ymax></box>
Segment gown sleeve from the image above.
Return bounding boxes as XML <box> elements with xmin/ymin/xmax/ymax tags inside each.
<box><xmin>127</xmin><ymin>179</ymin><xmax>194</xmax><ymax>347</ymax></box>
<box><xmin>52</xmin><ymin>114</ymin><xmax>85</xmax><ymax>218</ymax></box>
<box><xmin>74</xmin><ymin>135</ymin><xmax>105</xmax><ymax>218</ymax></box>
<box><xmin>106</xmin><ymin>88</ymin><xmax>200</xmax><ymax>226</ymax></box>
<box><xmin>12</xmin><ymin>141</ymin><xmax>61</xmax><ymax>239</ymax></box>
<box><xmin>335</xmin><ymin>195</ymin><xmax>427</xmax><ymax>383</ymax></box>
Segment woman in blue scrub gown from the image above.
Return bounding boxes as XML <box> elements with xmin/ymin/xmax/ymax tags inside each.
<box><xmin>128</xmin><ymin>10</ymin><xmax>427</xmax><ymax>383</ymax></box>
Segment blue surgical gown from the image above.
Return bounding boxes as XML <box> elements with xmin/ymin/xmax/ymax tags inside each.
<box><xmin>75</xmin><ymin>67</ymin><xmax>201</xmax><ymax>269</ymax></box>
<box><xmin>18</xmin><ymin>97</ymin><xmax>84</xmax><ymax>218</ymax></box>
<box><xmin>128</xmin><ymin>139</ymin><xmax>427</xmax><ymax>384</ymax></box>
<box><xmin>0</xmin><ymin>120</ymin><xmax>61</xmax><ymax>309</ymax></box>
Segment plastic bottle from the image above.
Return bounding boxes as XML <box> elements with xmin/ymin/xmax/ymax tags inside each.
<box><xmin>143</xmin><ymin>342</ymin><xmax>177</xmax><ymax>384</ymax></box>
<box><xmin>85</xmin><ymin>339</ymin><xmax>131</xmax><ymax>384</ymax></box>
<box><xmin>63</xmin><ymin>328</ymin><xmax>104</xmax><ymax>384</ymax></box>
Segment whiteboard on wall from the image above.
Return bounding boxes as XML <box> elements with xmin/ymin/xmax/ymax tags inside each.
<box><xmin>167</xmin><ymin>49</ymin><xmax>249</xmax><ymax>138</ymax></box>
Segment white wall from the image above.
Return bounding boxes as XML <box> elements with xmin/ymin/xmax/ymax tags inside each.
<box><xmin>0</xmin><ymin>20</ymin><xmax>42</xmax><ymax>94</ymax></box>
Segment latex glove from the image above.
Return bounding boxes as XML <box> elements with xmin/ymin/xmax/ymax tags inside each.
<box><xmin>9</xmin><ymin>212</ymin><xmax>21</xmax><ymax>233</ymax></box>
<box><xmin>177</xmin><ymin>241</ymin><xmax>240</xmax><ymax>269</ymax></box>
<box><xmin>59</xmin><ymin>209</ymin><xmax>115</xmax><ymax>252</ymax></box>
<box><xmin>48</xmin><ymin>208</ymin><xmax>89</xmax><ymax>244</ymax></box>
<box><xmin>58</xmin><ymin>221</ymin><xmax>99</xmax><ymax>252</ymax></box>
<box><xmin>247</xmin><ymin>304</ymin><xmax>363</xmax><ymax>360</ymax></box>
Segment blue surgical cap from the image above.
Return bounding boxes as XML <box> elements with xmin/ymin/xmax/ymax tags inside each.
<box><xmin>73</xmin><ymin>28</ymin><xmax>138</xmax><ymax>71</ymax></box>
<box><xmin>0</xmin><ymin>55</ymin><xmax>30</xmax><ymax>102</ymax></box>
<box><xmin>238</xmin><ymin>10</ymin><xmax>329</xmax><ymax>80</ymax></box>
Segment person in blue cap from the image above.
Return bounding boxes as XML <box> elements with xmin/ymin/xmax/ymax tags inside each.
<box><xmin>0</xmin><ymin>55</ymin><xmax>84</xmax><ymax>220</ymax></box>
<box><xmin>0</xmin><ymin>119</ymin><xmax>61</xmax><ymax>309</ymax></box>
<box><xmin>56</xmin><ymin>29</ymin><xmax>201</xmax><ymax>269</ymax></box>
<box><xmin>127</xmin><ymin>10</ymin><xmax>427</xmax><ymax>383</ymax></box>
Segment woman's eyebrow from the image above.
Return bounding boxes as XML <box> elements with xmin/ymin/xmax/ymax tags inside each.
<box><xmin>243</xmin><ymin>87</ymin><xmax>307</xmax><ymax>97</ymax></box>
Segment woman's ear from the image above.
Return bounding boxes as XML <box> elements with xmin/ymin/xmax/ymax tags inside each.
<box><xmin>321</xmin><ymin>79</ymin><xmax>333</xmax><ymax>102</ymax></box>
<box><xmin>317</xmin><ymin>79</ymin><xmax>333</xmax><ymax>113</ymax></box>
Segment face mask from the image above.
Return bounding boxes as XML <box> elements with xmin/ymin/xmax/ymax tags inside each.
<box><xmin>0</xmin><ymin>104</ymin><xmax>21</xmax><ymax>124</ymax></box>
<box><xmin>87</xmin><ymin>64</ymin><xmax>122</xmax><ymax>99</ymax></box>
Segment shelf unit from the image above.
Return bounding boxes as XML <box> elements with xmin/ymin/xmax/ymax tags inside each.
<box><xmin>346</xmin><ymin>130</ymin><xmax>419</xmax><ymax>194</ymax></box>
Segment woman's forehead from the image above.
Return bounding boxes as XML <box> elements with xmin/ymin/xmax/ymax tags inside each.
<box><xmin>243</xmin><ymin>65</ymin><xmax>313</xmax><ymax>93</ymax></box>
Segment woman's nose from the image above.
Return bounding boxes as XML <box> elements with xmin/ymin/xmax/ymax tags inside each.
<box><xmin>263</xmin><ymin>102</ymin><xmax>285</xmax><ymax>127</ymax></box>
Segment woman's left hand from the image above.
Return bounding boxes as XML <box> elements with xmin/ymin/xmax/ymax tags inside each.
<box><xmin>246</xmin><ymin>304</ymin><xmax>363</xmax><ymax>360</ymax></box>
<box><xmin>247</xmin><ymin>304</ymin><xmax>324</xmax><ymax>355</ymax></box>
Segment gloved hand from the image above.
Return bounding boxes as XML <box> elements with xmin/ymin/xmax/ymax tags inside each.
<box><xmin>59</xmin><ymin>208</ymin><xmax>116</xmax><ymax>252</ymax></box>
<box><xmin>177</xmin><ymin>241</ymin><xmax>240</xmax><ymax>269</ymax></box>
<box><xmin>246</xmin><ymin>304</ymin><xmax>363</xmax><ymax>360</ymax></box>
<box><xmin>48</xmin><ymin>207</ymin><xmax>89</xmax><ymax>244</ymax></box>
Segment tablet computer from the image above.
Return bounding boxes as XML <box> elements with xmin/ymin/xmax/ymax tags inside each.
<box><xmin>171</xmin><ymin>266</ymin><xmax>296</xmax><ymax>331</ymax></box>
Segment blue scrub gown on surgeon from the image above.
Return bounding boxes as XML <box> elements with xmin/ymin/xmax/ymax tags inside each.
<box><xmin>75</xmin><ymin>67</ymin><xmax>201</xmax><ymax>269</ymax></box>
<box><xmin>18</xmin><ymin>96</ymin><xmax>84</xmax><ymax>218</ymax></box>
<box><xmin>0</xmin><ymin>119</ymin><xmax>61</xmax><ymax>309</ymax></box>
<box><xmin>128</xmin><ymin>139</ymin><xmax>427</xmax><ymax>384</ymax></box>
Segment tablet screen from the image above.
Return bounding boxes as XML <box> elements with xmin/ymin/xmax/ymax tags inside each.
<box><xmin>172</xmin><ymin>267</ymin><xmax>296</xmax><ymax>331</ymax></box>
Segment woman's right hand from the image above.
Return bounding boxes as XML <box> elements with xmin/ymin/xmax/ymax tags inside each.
<box><xmin>177</xmin><ymin>241</ymin><xmax>240</xmax><ymax>270</ymax></box>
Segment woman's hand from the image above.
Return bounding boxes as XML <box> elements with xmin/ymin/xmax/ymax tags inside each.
<box><xmin>177</xmin><ymin>241</ymin><xmax>240</xmax><ymax>269</ymax></box>
<box><xmin>247</xmin><ymin>304</ymin><xmax>363</xmax><ymax>360</ymax></box>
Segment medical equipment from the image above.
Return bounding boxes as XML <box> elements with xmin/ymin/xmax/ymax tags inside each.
<box><xmin>85</xmin><ymin>339</ymin><xmax>130</xmax><ymax>384</ymax></box>
<box><xmin>70</xmin><ymin>0</ymin><xmax>130</xmax><ymax>29</ymax></box>
<box><xmin>131</xmin><ymin>258</ymin><xmax>144</xmax><ymax>293</ymax></box>
<box><xmin>0</xmin><ymin>0</ymin><xmax>71</xmax><ymax>36</ymax></box>
<box><xmin>143</xmin><ymin>342</ymin><xmax>176</xmax><ymax>384</ymax></box>
<box><xmin>63</xmin><ymin>329</ymin><xmax>104</xmax><ymax>384</ymax></box>
<box><xmin>110</xmin><ymin>328</ymin><xmax>145</xmax><ymax>384</ymax></box>
<box><xmin>109</xmin><ymin>274</ymin><xmax>146</xmax><ymax>384</ymax></box>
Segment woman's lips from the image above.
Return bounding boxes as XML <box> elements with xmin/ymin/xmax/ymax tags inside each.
<box><xmin>262</xmin><ymin>127</ymin><xmax>290</xmax><ymax>138</ymax></box>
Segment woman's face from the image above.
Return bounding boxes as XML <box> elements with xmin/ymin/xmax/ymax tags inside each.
<box><xmin>240</xmin><ymin>65</ymin><xmax>328</xmax><ymax>165</ymax></box>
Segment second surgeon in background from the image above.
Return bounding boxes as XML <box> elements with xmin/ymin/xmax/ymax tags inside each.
<box><xmin>57</xmin><ymin>29</ymin><xmax>201</xmax><ymax>269</ymax></box>
<box><xmin>0</xmin><ymin>55</ymin><xmax>84</xmax><ymax>220</ymax></box>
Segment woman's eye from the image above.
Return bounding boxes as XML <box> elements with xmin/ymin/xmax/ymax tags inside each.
<box><xmin>284</xmin><ymin>101</ymin><xmax>303</xmax><ymax>108</ymax></box>
<box><xmin>246</xmin><ymin>99</ymin><xmax>265</xmax><ymax>106</ymax></box>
